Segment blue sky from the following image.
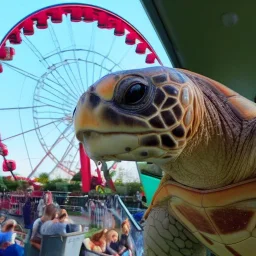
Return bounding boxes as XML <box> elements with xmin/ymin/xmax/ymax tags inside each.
<box><xmin>0</xmin><ymin>0</ymin><xmax>172</xmax><ymax>178</ymax></box>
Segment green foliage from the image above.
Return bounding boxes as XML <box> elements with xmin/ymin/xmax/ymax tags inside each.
<box><xmin>37</xmin><ymin>173</ymin><xmax>49</xmax><ymax>184</ymax></box>
<box><xmin>109</xmin><ymin>171</ymin><xmax>116</xmax><ymax>179</ymax></box>
<box><xmin>17</xmin><ymin>180</ymin><xmax>29</xmax><ymax>191</ymax></box>
<box><xmin>114</xmin><ymin>182</ymin><xmax>142</xmax><ymax>196</ymax></box>
<box><xmin>43</xmin><ymin>178</ymin><xmax>68</xmax><ymax>191</ymax></box>
<box><xmin>42</xmin><ymin>178</ymin><xmax>81</xmax><ymax>192</ymax></box>
<box><xmin>71</xmin><ymin>172</ymin><xmax>81</xmax><ymax>182</ymax></box>
<box><xmin>0</xmin><ymin>177</ymin><xmax>29</xmax><ymax>192</ymax></box>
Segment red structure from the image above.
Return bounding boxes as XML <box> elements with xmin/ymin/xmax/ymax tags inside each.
<box><xmin>0</xmin><ymin>3</ymin><xmax>162</xmax><ymax>74</ymax></box>
<box><xmin>79</xmin><ymin>143</ymin><xmax>91</xmax><ymax>193</ymax></box>
<box><xmin>0</xmin><ymin>134</ymin><xmax>17</xmax><ymax>180</ymax></box>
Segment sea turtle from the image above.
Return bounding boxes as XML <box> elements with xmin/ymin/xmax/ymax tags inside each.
<box><xmin>73</xmin><ymin>66</ymin><xmax>256</xmax><ymax>256</ymax></box>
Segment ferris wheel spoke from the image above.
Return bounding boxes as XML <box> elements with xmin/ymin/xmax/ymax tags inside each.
<box><xmin>46</xmin><ymin>121</ymin><xmax>75</xmax><ymax>148</ymax></box>
<box><xmin>48</xmin><ymin>24</ymin><xmax>83</xmax><ymax>96</ymax></box>
<box><xmin>50</xmin><ymin>67</ymin><xmax>81</xmax><ymax>99</ymax></box>
<box><xmin>40</xmin><ymin>122</ymin><xmax>73</xmax><ymax>143</ymax></box>
<box><xmin>48</xmin><ymin>133</ymin><xmax>76</xmax><ymax>176</ymax></box>
<box><xmin>23</xmin><ymin>35</ymin><xmax>80</xmax><ymax>100</ymax></box>
<box><xmin>0</xmin><ymin>105</ymin><xmax>48</xmax><ymax>111</ymax></box>
<box><xmin>67</xmin><ymin>145</ymin><xmax>79</xmax><ymax>171</ymax></box>
<box><xmin>51</xmin><ymin>70</ymin><xmax>80</xmax><ymax>100</ymax></box>
<box><xmin>63</xmin><ymin>61</ymin><xmax>84</xmax><ymax>95</ymax></box>
<box><xmin>2</xmin><ymin>120</ymin><xmax>62</xmax><ymax>141</ymax></box>
<box><xmin>67</xmin><ymin>20</ymin><xmax>86</xmax><ymax>92</ymax></box>
<box><xmin>2</xmin><ymin>62</ymin><xmax>41</xmax><ymax>82</ymax></box>
<box><xmin>99</xmin><ymin>36</ymin><xmax>116</xmax><ymax>79</ymax></box>
<box><xmin>86</xmin><ymin>24</ymin><xmax>96</xmax><ymax>88</ymax></box>
<box><xmin>18</xmin><ymin>78</ymin><xmax>34</xmax><ymax>172</ymax></box>
<box><xmin>2</xmin><ymin>63</ymin><xmax>78</xmax><ymax>107</ymax></box>
<box><xmin>40</xmin><ymin>86</ymin><xmax>77</xmax><ymax>106</ymax></box>
<box><xmin>34</xmin><ymin>99</ymin><xmax>72</xmax><ymax>112</ymax></box>
<box><xmin>39</xmin><ymin>121</ymin><xmax>63</xmax><ymax>141</ymax></box>
<box><xmin>39</xmin><ymin>123</ymin><xmax>74</xmax><ymax>160</ymax></box>
<box><xmin>36</xmin><ymin>111</ymin><xmax>65</xmax><ymax>115</ymax></box>
<box><xmin>39</xmin><ymin>77</ymin><xmax>78</xmax><ymax>105</ymax></box>
<box><xmin>27</xmin><ymin>123</ymin><xmax>72</xmax><ymax>178</ymax></box>
<box><xmin>34</xmin><ymin>117</ymin><xmax>68</xmax><ymax>120</ymax></box>
<box><xmin>110</xmin><ymin>45</ymin><xmax>135</xmax><ymax>72</ymax></box>
<box><xmin>35</xmin><ymin>95</ymin><xmax>71</xmax><ymax>110</ymax></box>
<box><xmin>22</xmin><ymin>36</ymin><xmax>49</xmax><ymax>69</ymax></box>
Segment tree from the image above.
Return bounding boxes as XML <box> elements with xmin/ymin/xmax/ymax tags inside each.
<box><xmin>37</xmin><ymin>173</ymin><xmax>49</xmax><ymax>184</ymax></box>
<box><xmin>71</xmin><ymin>172</ymin><xmax>81</xmax><ymax>182</ymax></box>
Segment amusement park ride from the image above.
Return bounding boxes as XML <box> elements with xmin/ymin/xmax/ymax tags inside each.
<box><xmin>0</xmin><ymin>3</ymin><xmax>162</xmax><ymax>184</ymax></box>
<box><xmin>0</xmin><ymin>1</ymin><xmax>255</xmax><ymax>256</ymax></box>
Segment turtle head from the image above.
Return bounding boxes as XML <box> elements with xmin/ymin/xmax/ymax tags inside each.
<box><xmin>74</xmin><ymin>66</ymin><xmax>202</xmax><ymax>164</ymax></box>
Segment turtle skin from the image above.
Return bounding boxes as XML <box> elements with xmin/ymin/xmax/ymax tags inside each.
<box><xmin>145</xmin><ymin>177</ymin><xmax>256</xmax><ymax>256</ymax></box>
<box><xmin>74</xmin><ymin>66</ymin><xmax>256</xmax><ymax>256</ymax></box>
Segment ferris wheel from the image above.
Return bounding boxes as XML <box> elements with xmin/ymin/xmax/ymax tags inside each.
<box><xmin>0</xmin><ymin>3</ymin><xmax>162</xmax><ymax>179</ymax></box>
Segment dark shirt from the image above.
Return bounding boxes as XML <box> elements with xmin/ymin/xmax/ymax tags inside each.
<box><xmin>0</xmin><ymin>244</ymin><xmax>24</xmax><ymax>256</ymax></box>
<box><xmin>106</xmin><ymin>242</ymin><xmax>119</xmax><ymax>255</ymax></box>
<box><xmin>120</xmin><ymin>234</ymin><xmax>132</xmax><ymax>251</ymax></box>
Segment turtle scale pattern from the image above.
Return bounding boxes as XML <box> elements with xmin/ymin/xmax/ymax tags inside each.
<box><xmin>74</xmin><ymin>66</ymin><xmax>256</xmax><ymax>256</ymax></box>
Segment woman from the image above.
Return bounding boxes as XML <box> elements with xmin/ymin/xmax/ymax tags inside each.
<box><xmin>41</xmin><ymin>209</ymin><xmax>81</xmax><ymax>235</ymax></box>
<box><xmin>30</xmin><ymin>204</ymin><xmax>58</xmax><ymax>251</ymax></box>
<box><xmin>40</xmin><ymin>209</ymin><xmax>69</xmax><ymax>236</ymax></box>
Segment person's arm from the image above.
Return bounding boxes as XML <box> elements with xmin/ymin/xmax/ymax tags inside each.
<box><xmin>106</xmin><ymin>243</ymin><xmax>119</xmax><ymax>256</ymax></box>
<box><xmin>30</xmin><ymin>218</ymin><xmax>42</xmax><ymax>251</ymax></box>
<box><xmin>30</xmin><ymin>219</ymin><xmax>39</xmax><ymax>240</ymax></box>
<box><xmin>30</xmin><ymin>240</ymin><xmax>41</xmax><ymax>250</ymax></box>
<box><xmin>11</xmin><ymin>232</ymin><xmax>16</xmax><ymax>244</ymax></box>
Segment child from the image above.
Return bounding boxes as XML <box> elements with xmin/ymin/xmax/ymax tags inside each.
<box><xmin>0</xmin><ymin>219</ymin><xmax>24</xmax><ymax>256</ymax></box>
<box><xmin>84</xmin><ymin>229</ymin><xmax>108</xmax><ymax>253</ymax></box>
<box><xmin>0</xmin><ymin>219</ymin><xmax>17</xmax><ymax>245</ymax></box>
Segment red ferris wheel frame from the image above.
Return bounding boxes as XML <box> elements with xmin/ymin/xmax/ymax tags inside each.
<box><xmin>0</xmin><ymin>3</ymin><xmax>162</xmax><ymax>73</ymax></box>
<box><xmin>0</xmin><ymin>3</ymin><xmax>163</xmax><ymax>178</ymax></box>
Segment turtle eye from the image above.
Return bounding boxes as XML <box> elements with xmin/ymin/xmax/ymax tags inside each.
<box><xmin>124</xmin><ymin>83</ymin><xmax>146</xmax><ymax>105</ymax></box>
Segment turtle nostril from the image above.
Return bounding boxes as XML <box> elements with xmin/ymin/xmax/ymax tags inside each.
<box><xmin>141</xmin><ymin>151</ymin><xmax>148</xmax><ymax>157</ymax></box>
<box><xmin>72</xmin><ymin>107</ymin><xmax>77</xmax><ymax>118</ymax></box>
<box><xmin>125</xmin><ymin>147</ymin><xmax>131</xmax><ymax>152</ymax></box>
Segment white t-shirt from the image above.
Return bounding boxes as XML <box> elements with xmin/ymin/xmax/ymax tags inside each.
<box><xmin>37</xmin><ymin>199</ymin><xmax>45</xmax><ymax>217</ymax></box>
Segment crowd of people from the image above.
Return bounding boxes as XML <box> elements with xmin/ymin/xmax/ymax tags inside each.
<box><xmin>0</xmin><ymin>203</ymin><xmax>82</xmax><ymax>256</ymax></box>
<box><xmin>83</xmin><ymin>218</ymin><xmax>133</xmax><ymax>256</ymax></box>
<box><xmin>0</xmin><ymin>191</ymin><xmax>139</xmax><ymax>256</ymax></box>
<box><xmin>30</xmin><ymin>204</ymin><xmax>82</xmax><ymax>253</ymax></box>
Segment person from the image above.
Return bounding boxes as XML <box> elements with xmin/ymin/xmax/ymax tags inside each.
<box><xmin>30</xmin><ymin>204</ymin><xmax>58</xmax><ymax>251</ymax></box>
<box><xmin>41</xmin><ymin>209</ymin><xmax>81</xmax><ymax>236</ymax></box>
<box><xmin>119</xmin><ymin>219</ymin><xmax>133</xmax><ymax>255</ymax></box>
<box><xmin>0</xmin><ymin>219</ymin><xmax>24</xmax><ymax>256</ymax></box>
<box><xmin>0</xmin><ymin>243</ymin><xmax>24</xmax><ymax>256</ymax></box>
<box><xmin>40</xmin><ymin>209</ymin><xmax>69</xmax><ymax>236</ymax></box>
<box><xmin>36</xmin><ymin>198</ymin><xmax>45</xmax><ymax>218</ymax></box>
<box><xmin>57</xmin><ymin>209</ymin><xmax>70</xmax><ymax>223</ymax></box>
<box><xmin>37</xmin><ymin>192</ymin><xmax>53</xmax><ymax>218</ymax></box>
<box><xmin>105</xmin><ymin>229</ymin><xmax>119</xmax><ymax>256</ymax></box>
<box><xmin>83</xmin><ymin>229</ymin><xmax>107</xmax><ymax>253</ymax></box>
<box><xmin>0</xmin><ymin>219</ymin><xmax>17</xmax><ymax>245</ymax></box>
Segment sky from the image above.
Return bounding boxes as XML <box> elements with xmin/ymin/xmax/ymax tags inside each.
<box><xmin>0</xmin><ymin>0</ymin><xmax>172</xmax><ymax>178</ymax></box>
